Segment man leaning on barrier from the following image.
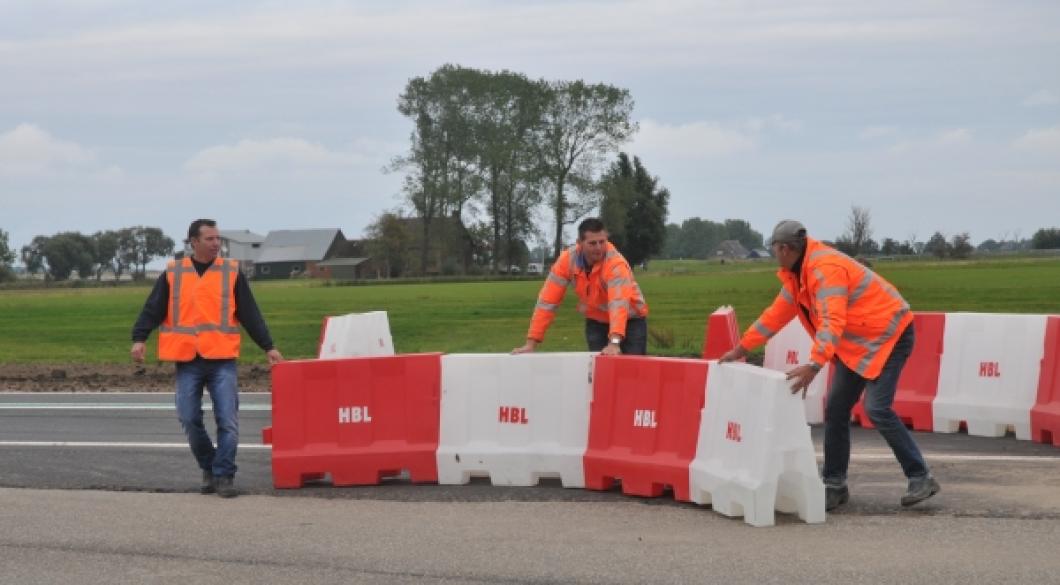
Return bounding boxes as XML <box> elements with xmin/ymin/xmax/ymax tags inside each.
<box><xmin>513</xmin><ymin>217</ymin><xmax>649</xmax><ymax>356</ymax></box>
<box><xmin>719</xmin><ymin>219</ymin><xmax>940</xmax><ymax>511</ymax></box>
<box><xmin>130</xmin><ymin>219</ymin><xmax>284</xmax><ymax>498</ymax></box>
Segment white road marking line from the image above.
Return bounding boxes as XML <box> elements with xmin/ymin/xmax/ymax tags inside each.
<box><xmin>817</xmin><ymin>452</ymin><xmax>1060</xmax><ymax>462</ymax></box>
<box><xmin>0</xmin><ymin>442</ymin><xmax>1055</xmax><ymax>462</ymax></box>
<box><xmin>0</xmin><ymin>403</ymin><xmax>270</xmax><ymax>411</ymax></box>
<box><xmin>0</xmin><ymin>392</ymin><xmax>272</xmax><ymax>396</ymax></box>
<box><xmin>0</xmin><ymin>441</ymin><xmax>271</xmax><ymax>449</ymax></box>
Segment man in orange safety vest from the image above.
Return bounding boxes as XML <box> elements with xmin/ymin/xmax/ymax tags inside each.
<box><xmin>131</xmin><ymin>219</ymin><xmax>283</xmax><ymax>498</ymax></box>
<box><xmin>513</xmin><ymin>218</ymin><xmax>649</xmax><ymax>356</ymax></box>
<box><xmin>720</xmin><ymin>219</ymin><xmax>939</xmax><ymax>511</ymax></box>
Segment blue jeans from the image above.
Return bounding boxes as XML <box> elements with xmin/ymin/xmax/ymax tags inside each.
<box><xmin>822</xmin><ymin>325</ymin><xmax>928</xmax><ymax>485</ymax></box>
<box><xmin>175</xmin><ymin>357</ymin><xmax>240</xmax><ymax>478</ymax></box>
<box><xmin>585</xmin><ymin>317</ymin><xmax>648</xmax><ymax>355</ymax></box>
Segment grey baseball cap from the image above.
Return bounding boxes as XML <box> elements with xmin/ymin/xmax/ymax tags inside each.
<box><xmin>769</xmin><ymin>220</ymin><xmax>807</xmax><ymax>246</ymax></box>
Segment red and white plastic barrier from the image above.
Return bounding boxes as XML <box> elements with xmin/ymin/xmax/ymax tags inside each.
<box><xmin>436</xmin><ymin>353</ymin><xmax>594</xmax><ymax>487</ymax></box>
<box><xmin>933</xmin><ymin>313</ymin><xmax>1049</xmax><ymax>440</ymax></box>
<box><xmin>702</xmin><ymin>305</ymin><xmax>740</xmax><ymax>360</ymax></box>
<box><xmin>1031</xmin><ymin>316</ymin><xmax>1060</xmax><ymax>446</ymax></box>
<box><xmin>851</xmin><ymin>312</ymin><xmax>945</xmax><ymax>431</ymax></box>
<box><xmin>690</xmin><ymin>362</ymin><xmax>825</xmax><ymax>527</ymax></box>
<box><xmin>318</xmin><ymin>310</ymin><xmax>395</xmax><ymax>359</ymax></box>
<box><xmin>265</xmin><ymin>353</ymin><xmax>441</xmax><ymax>488</ymax></box>
<box><xmin>582</xmin><ymin>356</ymin><xmax>709</xmax><ymax>501</ymax></box>
<box><xmin>763</xmin><ymin>320</ymin><xmax>831</xmax><ymax>424</ymax></box>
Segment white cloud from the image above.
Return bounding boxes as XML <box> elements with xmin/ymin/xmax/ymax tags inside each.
<box><xmin>744</xmin><ymin>114</ymin><xmax>803</xmax><ymax>133</ymax></box>
<box><xmin>632</xmin><ymin>119</ymin><xmax>756</xmax><ymax>159</ymax></box>
<box><xmin>935</xmin><ymin>128</ymin><xmax>973</xmax><ymax>146</ymax></box>
<box><xmin>1021</xmin><ymin>89</ymin><xmax>1058</xmax><ymax>107</ymax></box>
<box><xmin>0</xmin><ymin>123</ymin><xmax>95</xmax><ymax>175</ymax></box>
<box><xmin>859</xmin><ymin>126</ymin><xmax>897</xmax><ymax>140</ymax></box>
<box><xmin>184</xmin><ymin>137</ymin><xmax>377</xmax><ymax>174</ymax></box>
<box><xmin>1013</xmin><ymin>126</ymin><xmax>1060</xmax><ymax>155</ymax></box>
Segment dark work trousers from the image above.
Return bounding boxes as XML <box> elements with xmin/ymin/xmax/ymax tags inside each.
<box><xmin>585</xmin><ymin>317</ymin><xmax>648</xmax><ymax>355</ymax></box>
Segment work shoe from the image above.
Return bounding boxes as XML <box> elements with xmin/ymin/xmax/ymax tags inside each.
<box><xmin>215</xmin><ymin>475</ymin><xmax>238</xmax><ymax>499</ymax></box>
<box><xmin>901</xmin><ymin>475</ymin><xmax>940</xmax><ymax>507</ymax></box>
<box><xmin>199</xmin><ymin>470</ymin><xmax>215</xmax><ymax>495</ymax></box>
<box><xmin>825</xmin><ymin>484</ymin><xmax>849</xmax><ymax>511</ymax></box>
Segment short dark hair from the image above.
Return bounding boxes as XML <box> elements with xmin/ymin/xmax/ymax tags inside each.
<box><xmin>187</xmin><ymin>219</ymin><xmax>217</xmax><ymax>242</ymax></box>
<box><xmin>577</xmin><ymin>218</ymin><xmax>606</xmax><ymax>240</ymax></box>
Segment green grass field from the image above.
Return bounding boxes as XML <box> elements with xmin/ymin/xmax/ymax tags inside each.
<box><xmin>1</xmin><ymin>256</ymin><xmax>1058</xmax><ymax>363</ymax></box>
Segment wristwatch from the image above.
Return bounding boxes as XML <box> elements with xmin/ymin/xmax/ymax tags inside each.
<box><xmin>610</xmin><ymin>335</ymin><xmax>622</xmax><ymax>346</ymax></box>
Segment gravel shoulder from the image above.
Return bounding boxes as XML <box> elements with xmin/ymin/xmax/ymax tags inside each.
<box><xmin>0</xmin><ymin>363</ymin><xmax>273</xmax><ymax>392</ymax></box>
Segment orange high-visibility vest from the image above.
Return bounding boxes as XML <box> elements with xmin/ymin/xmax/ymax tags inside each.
<box><xmin>738</xmin><ymin>237</ymin><xmax>912</xmax><ymax>379</ymax></box>
<box><xmin>527</xmin><ymin>241</ymin><xmax>648</xmax><ymax>342</ymax></box>
<box><xmin>158</xmin><ymin>257</ymin><xmax>241</xmax><ymax>361</ymax></box>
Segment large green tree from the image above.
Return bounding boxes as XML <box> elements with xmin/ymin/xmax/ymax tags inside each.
<box><xmin>91</xmin><ymin>230</ymin><xmax>121</xmax><ymax>281</ymax></box>
<box><xmin>364</xmin><ymin>211</ymin><xmax>412</xmax><ymax>278</ymax></box>
<box><xmin>117</xmin><ymin>226</ymin><xmax>174</xmax><ymax>279</ymax></box>
<box><xmin>394</xmin><ymin>65</ymin><xmax>481</xmax><ymax>275</ymax></box>
<box><xmin>537</xmin><ymin>80</ymin><xmax>636</xmax><ymax>258</ymax></box>
<box><xmin>598</xmin><ymin>153</ymin><xmax>670</xmax><ymax>267</ymax></box>
<box><xmin>31</xmin><ymin>232</ymin><xmax>95</xmax><ymax>281</ymax></box>
<box><xmin>0</xmin><ymin>228</ymin><xmax>16</xmax><ymax>282</ymax></box>
<box><xmin>1032</xmin><ymin>227</ymin><xmax>1060</xmax><ymax>249</ymax></box>
<box><xmin>468</xmin><ymin>70</ymin><xmax>545</xmax><ymax>272</ymax></box>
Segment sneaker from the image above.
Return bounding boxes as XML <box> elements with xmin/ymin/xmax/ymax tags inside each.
<box><xmin>215</xmin><ymin>475</ymin><xmax>238</xmax><ymax>499</ymax></box>
<box><xmin>199</xmin><ymin>470</ymin><xmax>215</xmax><ymax>495</ymax></box>
<box><xmin>825</xmin><ymin>484</ymin><xmax>849</xmax><ymax>511</ymax></box>
<box><xmin>901</xmin><ymin>475</ymin><xmax>940</xmax><ymax>507</ymax></box>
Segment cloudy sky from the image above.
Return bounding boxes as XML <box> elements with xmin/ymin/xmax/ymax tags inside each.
<box><xmin>2</xmin><ymin>0</ymin><xmax>1058</xmax><ymax>258</ymax></box>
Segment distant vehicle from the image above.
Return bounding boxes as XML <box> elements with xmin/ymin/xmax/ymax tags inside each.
<box><xmin>526</xmin><ymin>262</ymin><xmax>543</xmax><ymax>275</ymax></box>
<box><xmin>508</xmin><ymin>265</ymin><xmax>521</xmax><ymax>274</ymax></box>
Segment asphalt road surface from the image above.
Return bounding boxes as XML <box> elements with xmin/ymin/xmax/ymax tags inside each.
<box><xmin>2</xmin><ymin>392</ymin><xmax>1059</xmax><ymax>584</ymax></box>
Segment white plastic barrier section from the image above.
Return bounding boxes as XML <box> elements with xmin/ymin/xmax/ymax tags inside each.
<box><xmin>317</xmin><ymin>311</ymin><xmax>395</xmax><ymax>359</ymax></box>
<box><xmin>763</xmin><ymin>319</ymin><xmax>830</xmax><ymax>424</ymax></box>
<box><xmin>689</xmin><ymin>362</ymin><xmax>825</xmax><ymax>527</ymax></box>
<box><xmin>933</xmin><ymin>313</ymin><xmax>1048</xmax><ymax>440</ymax></box>
<box><xmin>436</xmin><ymin>352</ymin><xmax>595</xmax><ymax>487</ymax></box>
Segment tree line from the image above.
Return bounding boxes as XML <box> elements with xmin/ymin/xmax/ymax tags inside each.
<box><xmin>9</xmin><ymin>227</ymin><xmax>175</xmax><ymax>282</ymax></box>
<box><xmin>825</xmin><ymin>206</ymin><xmax>1058</xmax><ymax>260</ymax></box>
<box><xmin>661</xmin><ymin>218</ymin><xmax>764</xmax><ymax>260</ymax></box>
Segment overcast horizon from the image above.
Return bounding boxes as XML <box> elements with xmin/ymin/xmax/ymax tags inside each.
<box><xmin>2</xmin><ymin>0</ymin><xmax>1058</xmax><ymax>262</ymax></box>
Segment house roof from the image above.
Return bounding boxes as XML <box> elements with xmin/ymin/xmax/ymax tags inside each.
<box><xmin>257</xmin><ymin>229</ymin><xmax>344</xmax><ymax>263</ymax></box>
<box><xmin>317</xmin><ymin>257</ymin><xmax>368</xmax><ymax>267</ymax></box>
<box><xmin>219</xmin><ymin>230</ymin><xmax>265</xmax><ymax>244</ymax></box>
<box><xmin>714</xmin><ymin>240</ymin><xmax>751</xmax><ymax>258</ymax></box>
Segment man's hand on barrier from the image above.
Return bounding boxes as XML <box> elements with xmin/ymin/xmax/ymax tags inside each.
<box><xmin>718</xmin><ymin>345</ymin><xmax>748</xmax><ymax>363</ymax></box>
<box><xmin>512</xmin><ymin>339</ymin><xmax>538</xmax><ymax>355</ymax></box>
<box><xmin>600</xmin><ymin>343</ymin><xmax>621</xmax><ymax>356</ymax></box>
<box><xmin>786</xmin><ymin>364</ymin><xmax>819</xmax><ymax>398</ymax></box>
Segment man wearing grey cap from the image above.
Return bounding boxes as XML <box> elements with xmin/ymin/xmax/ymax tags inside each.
<box><xmin>720</xmin><ymin>220</ymin><xmax>939</xmax><ymax>511</ymax></box>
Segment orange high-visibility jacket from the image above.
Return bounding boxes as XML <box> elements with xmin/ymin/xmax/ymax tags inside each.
<box><xmin>527</xmin><ymin>241</ymin><xmax>648</xmax><ymax>343</ymax></box>
<box><xmin>158</xmin><ymin>257</ymin><xmax>242</xmax><ymax>361</ymax></box>
<box><xmin>738</xmin><ymin>237</ymin><xmax>912</xmax><ymax>379</ymax></box>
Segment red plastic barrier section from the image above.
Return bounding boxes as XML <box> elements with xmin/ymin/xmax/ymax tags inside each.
<box><xmin>702</xmin><ymin>305</ymin><xmax>741</xmax><ymax>360</ymax></box>
<box><xmin>852</xmin><ymin>312</ymin><xmax>944</xmax><ymax>431</ymax></box>
<box><xmin>1031</xmin><ymin>316</ymin><xmax>1060</xmax><ymax>446</ymax></box>
<box><xmin>265</xmin><ymin>353</ymin><xmax>442</xmax><ymax>488</ymax></box>
<box><xmin>583</xmin><ymin>356</ymin><xmax>709</xmax><ymax>501</ymax></box>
